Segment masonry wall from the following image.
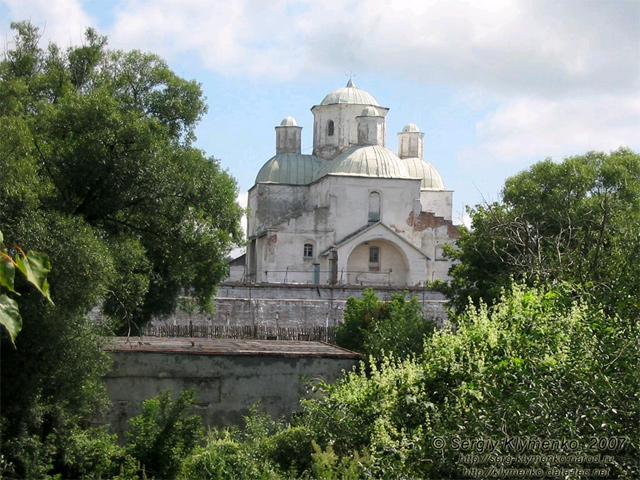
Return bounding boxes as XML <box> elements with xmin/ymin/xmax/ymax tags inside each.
<box><xmin>103</xmin><ymin>349</ymin><xmax>359</xmax><ymax>436</ymax></box>
<box><xmin>156</xmin><ymin>284</ymin><xmax>448</xmax><ymax>329</ymax></box>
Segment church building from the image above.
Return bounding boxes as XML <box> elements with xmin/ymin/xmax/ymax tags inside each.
<box><xmin>244</xmin><ymin>80</ymin><xmax>460</xmax><ymax>287</ymax></box>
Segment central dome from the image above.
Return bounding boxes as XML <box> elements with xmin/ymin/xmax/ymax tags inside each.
<box><xmin>316</xmin><ymin>145</ymin><xmax>411</xmax><ymax>180</ymax></box>
<box><xmin>320</xmin><ymin>79</ymin><xmax>379</xmax><ymax>106</ymax></box>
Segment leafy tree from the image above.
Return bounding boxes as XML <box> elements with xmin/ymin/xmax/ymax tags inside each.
<box><xmin>1</xmin><ymin>21</ymin><xmax>243</xmax><ymax>329</ymax></box>
<box><xmin>302</xmin><ymin>283</ymin><xmax>639</xmax><ymax>479</ymax></box>
<box><xmin>336</xmin><ymin>289</ymin><xmax>435</xmax><ymax>361</ymax></box>
<box><xmin>446</xmin><ymin>148</ymin><xmax>640</xmax><ymax>318</ymax></box>
<box><xmin>126</xmin><ymin>389</ymin><xmax>204</xmax><ymax>479</ymax></box>
<box><xmin>0</xmin><ymin>21</ymin><xmax>242</xmax><ymax>478</ymax></box>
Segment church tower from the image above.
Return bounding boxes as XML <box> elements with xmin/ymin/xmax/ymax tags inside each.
<box><xmin>310</xmin><ymin>79</ymin><xmax>388</xmax><ymax>160</ymax></box>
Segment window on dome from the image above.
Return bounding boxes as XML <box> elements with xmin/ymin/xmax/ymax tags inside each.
<box><xmin>327</xmin><ymin>120</ymin><xmax>334</xmax><ymax>137</ymax></box>
<box><xmin>368</xmin><ymin>192</ymin><xmax>380</xmax><ymax>222</ymax></box>
<box><xmin>303</xmin><ymin>243</ymin><xmax>314</xmax><ymax>259</ymax></box>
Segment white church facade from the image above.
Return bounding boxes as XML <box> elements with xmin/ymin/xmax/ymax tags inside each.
<box><xmin>243</xmin><ymin>80</ymin><xmax>460</xmax><ymax>287</ymax></box>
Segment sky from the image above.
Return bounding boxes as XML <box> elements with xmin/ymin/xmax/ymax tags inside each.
<box><xmin>2</xmin><ymin>0</ymin><xmax>639</xmax><ymax>235</ymax></box>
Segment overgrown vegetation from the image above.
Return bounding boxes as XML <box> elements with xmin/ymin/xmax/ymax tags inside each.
<box><xmin>335</xmin><ymin>289</ymin><xmax>435</xmax><ymax>362</ymax></box>
<box><xmin>0</xmin><ymin>21</ymin><xmax>242</xmax><ymax>479</ymax></box>
<box><xmin>111</xmin><ymin>283</ymin><xmax>636</xmax><ymax>479</ymax></box>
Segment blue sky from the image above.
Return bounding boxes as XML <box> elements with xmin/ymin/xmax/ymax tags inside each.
<box><xmin>2</xmin><ymin>0</ymin><xmax>639</xmax><ymax>232</ymax></box>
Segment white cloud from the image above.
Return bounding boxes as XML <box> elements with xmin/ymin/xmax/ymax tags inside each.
<box><xmin>82</xmin><ymin>0</ymin><xmax>637</xmax><ymax>97</ymax></box>
<box><xmin>464</xmin><ymin>93</ymin><xmax>640</xmax><ymax>165</ymax></box>
<box><xmin>3</xmin><ymin>0</ymin><xmax>637</xmax><ymax>172</ymax></box>
<box><xmin>0</xmin><ymin>0</ymin><xmax>95</xmax><ymax>47</ymax></box>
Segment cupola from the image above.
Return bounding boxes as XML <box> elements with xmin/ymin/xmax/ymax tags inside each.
<box><xmin>356</xmin><ymin>106</ymin><xmax>385</xmax><ymax>146</ymax></box>
<box><xmin>397</xmin><ymin>122</ymin><xmax>424</xmax><ymax>159</ymax></box>
<box><xmin>275</xmin><ymin>116</ymin><xmax>302</xmax><ymax>154</ymax></box>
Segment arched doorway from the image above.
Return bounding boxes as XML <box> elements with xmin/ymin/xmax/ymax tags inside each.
<box><xmin>345</xmin><ymin>239</ymin><xmax>409</xmax><ymax>286</ymax></box>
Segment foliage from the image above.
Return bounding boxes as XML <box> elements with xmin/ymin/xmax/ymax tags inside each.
<box><xmin>180</xmin><ymin>406</ymin><xmax>295</xmax><ymax>479</ymax></box>
<box><xmin>0</xmin><ymin>20</ymin><xmax>241</xmax><ymax>479</ymax></box>
<box><xmin>126</xmin><ymin>389</ymin><xmax>204</xmax><ymax>479</ymax></box>
<box><xmin>446</xmin><ymin>148</ymin><xmax>640</xmax><ymax>318</ymax></box>
<box><xmin>309</xmin><ymin>441</ymin><xmax>370</xmax><ymax>480</ymax></box>
<box><xmin>56</xmin><ymin>426</ymin><xmax>138</xmax><ymax>480</ymax></box>
<box><xmin>336</xmin><ymin>288</ymin><xmax>435</xmax><ymax>361</ymax></box>
<box><xmin>301</xmin><ymin>283</ymin><xmax>639</xmax><ymax>478</ymax></box>
<box><xmin>0</xmin><ymin>229</ymin><xmax>53</xmax><ymax>346</ymax></box>
<box><xmin>0</xmin><ymin>21</ymin><xmax>243</xmax><ymax>330</ymax></box>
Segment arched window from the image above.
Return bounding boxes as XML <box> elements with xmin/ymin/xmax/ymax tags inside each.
<box><xmin>327</xmin><ymin>120</ymin><xmax>334</xmax><ymax>137</ymax></box>
<box><xmin>303</xmin><ymin>243</ymin><xmax>314</xmax><ymax>259</ymax></box>
<box><xmin>368</xmin><ymin>191</ymin><xmax>380</xmax><ymax>222</ymax></box>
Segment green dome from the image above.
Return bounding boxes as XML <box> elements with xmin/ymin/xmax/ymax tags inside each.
<box><xmin>402</xmin><ymin>157</ymin><xmax>445</xmax><ymax>190</ymax></box>
<box><xmin>256</xmin><ymin>153</ymin><xmax>324</xmax><ymax>185</ymax></box>
<box><xmin>316</xmin><ymin>146</ymin><xmax>411</xmax><ymax>180</ymax></box>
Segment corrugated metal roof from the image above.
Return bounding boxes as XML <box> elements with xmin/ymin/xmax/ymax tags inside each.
<box><xmin>105</xmin><ymin>337</ymin><xmax>361</xmax><ymax>359</ymax></box>
<box><xmin>316</xmin><ymin>145</ymin><xmax>412</xmax><ymax>180</ymax></box>
<box><xmin>256</xmin><ymin>153</ymin><xmax>324</xmax><ymax>185</ymax></box>
<box><xmin>402</xmin><ymin>157</ymin><xmax>445</xmax><ymax>190</ymax></box>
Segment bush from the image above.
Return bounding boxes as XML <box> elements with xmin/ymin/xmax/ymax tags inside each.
<box><xmin>303</xmin><ymin>283</ymin><xmax>640</xmax><ymax>478</ymax></box>
<box><xmin>126</xmin><ymin>389</ymin><xmax>204</xmax><ymax>479</ymax></box>
<box><xmin>336</xmin><ymin>289</ymin><xmax>435</xmax><ymax>361</ymax></box>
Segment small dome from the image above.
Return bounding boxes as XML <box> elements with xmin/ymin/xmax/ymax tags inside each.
<box><xmin>256</xmin><ymin>153</ymin><xmax>324</xmax><ymax>185</ymax></box>
<box><xmin>280</xmin><ymin>116</ymin><xmax>297</xmax><ymax>126</ymax></box>
<box><xmin>316</xmin><ymin>145</ymin><xmax>411</xmax><ymax>180</ymax></box>
<box><xmin>359</xmin><ymin>106</ymin><xmax>380</xmax><ymax>117</ymax></box>
<box><xmin>320</xmin><ymin>79</ymin><xmax>379</xmax><ymax>106</ymax></box>
<box><xmin>402</xmin><ymin>157</ymin><xmax>445</xmax><ymax>190</ymax></box>
<box><xmin>402</xmin><ymin>123</ymin><xmax>420</xmax><ymax>132</ymax></box>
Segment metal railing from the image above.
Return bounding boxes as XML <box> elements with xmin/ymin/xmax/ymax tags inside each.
<box><xmin>141</xmin><ymin>322</ymin><xmax>336</xmax><ymax>343</ymax></box>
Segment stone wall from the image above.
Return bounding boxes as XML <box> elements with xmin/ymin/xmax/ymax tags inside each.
<box><xmin>154</xmin><ymin>283</ymin><xmax>448</xmax><ymax>329</ymax></box>
<box><xmin>101</xmin><ymin>338</ymin><xmax>361</xmax><ymax>435</ymax></box>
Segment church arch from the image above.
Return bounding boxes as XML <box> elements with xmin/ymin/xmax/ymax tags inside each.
<box><xmin>327</xmin><ymin>120</ymin><xmax>335</xmax><ymax>137</ymax></box>
<box><xmin>345</xmin><ymin>239</ymin><xmax>409</xmax><ymax>286</ymax></box>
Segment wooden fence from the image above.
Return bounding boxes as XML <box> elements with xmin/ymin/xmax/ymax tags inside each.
<box><xmin>141</xmin><ymin>323</ymin><xmax>336</xmax><ymax>344</ymax></box>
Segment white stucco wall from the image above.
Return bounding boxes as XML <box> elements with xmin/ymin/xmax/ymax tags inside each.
<box><xmin>312</xmin><ymin>104</ymin><xmax>389</xmax><ymax>159</ymax></box>
<box><xmin>420</xmin><ymin>190</ymin><xmax>453</xmax><ymax>221</ymax></box>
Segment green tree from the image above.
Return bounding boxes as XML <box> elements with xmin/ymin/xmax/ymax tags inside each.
<box><xmin>446</xmin><ymin>148</ymin><xmax>640</xmax><ymax>318</ymax></box>
<box><xmin>126</xmin><ymin>390</ymin><xmax>204</xmax><ymax>479</ymax></box>
<box><xmin>336</xmin><ymin>289</ymin><xmax>435</xmax><ymax>361</ymax></box>
<box><xmin>1</xmin><ymin>21</ymin><xmax>243</xmax><ymax>329</ymax></box>
<box><xmin>0</xmin><ymin>21</ymin><xmax>242</xmax><ymax>478</ymax></box>
<box><xmin>302</xmin><ymin>283</ymin><xmax>639</xmax><ymax>479</ymax></box>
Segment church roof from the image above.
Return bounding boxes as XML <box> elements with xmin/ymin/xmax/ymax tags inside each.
<box><xmin>402</xmin><ymin>123</ymin><xmax>420</xmax><ymax>132</ymax></box>
<box><xmin>280</xmin><ymin>116</ymin><xmax>298</xmax><ymax>126</ymax></box>
<box><xmin>359</xmin><ymin>106</ymin><xmax>381</xmax><ymax>117</ymax></box>
<box><xmin>316</xmin><ymin>145</ymin><xmax>412</xmax><ymax>180</ymax></box>
<box><xmin>256</xmin><ymin>153</ymin><xmax>324</xmax><ymax>185</ymax></box>
<box><xmin>402</xmin><ymin>157</ymin><xmax>445</xmax><ymax>190</ymax></box>
<box><xmin>320</xmin><ymin>79</ymin><xmax>380</xmax><ymax>106</ymax></box>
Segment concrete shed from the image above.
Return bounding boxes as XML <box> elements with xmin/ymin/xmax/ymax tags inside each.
<box><xmin>102</xmin><ymin>337</ymin><xmax>361</xmax><ymax>436</ymax></box>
